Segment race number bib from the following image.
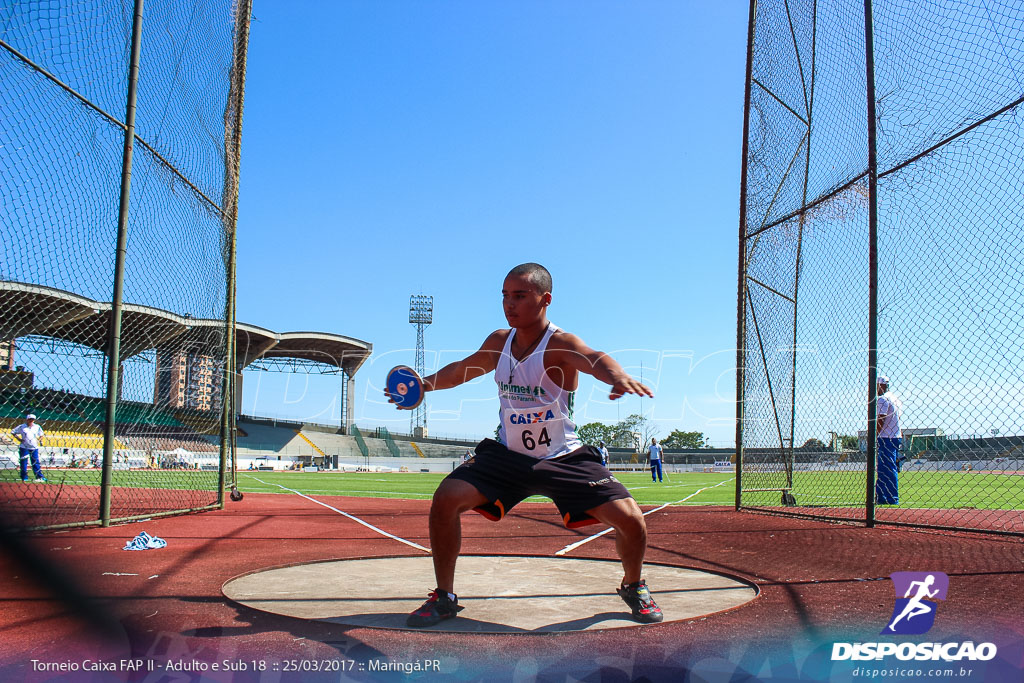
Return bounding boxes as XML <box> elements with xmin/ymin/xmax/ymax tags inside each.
<box><xmin>501</xmin><ymin>403</ymin><xmax>568</xmax><ymax>458</ymax></box>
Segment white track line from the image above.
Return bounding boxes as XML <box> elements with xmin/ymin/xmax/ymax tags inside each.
<box><xmin>555</xmin><ymin>477</ymin><xmax>735</xmax><ymax>556</ymax></box>
<box><xmin>247</xmin><ymin>476</ymin><xmax>430</xmax><ymax>553</ymax></box>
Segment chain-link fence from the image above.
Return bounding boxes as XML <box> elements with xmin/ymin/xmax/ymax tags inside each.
<box><xmin>1</xmin><ymin>0</ymin><xmax>251</xmax><ymax>530</ymax></box>
<box><xmin>737</xmin><ymin>0</ymin><xmax>1023</xmax><ymax>535</ymax></box>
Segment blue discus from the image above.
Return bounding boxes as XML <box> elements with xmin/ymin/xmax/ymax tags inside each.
<box><xmin>386</xmin><ymin>365</ymin><xmax>424</xmax><ymax>410</ymax></box>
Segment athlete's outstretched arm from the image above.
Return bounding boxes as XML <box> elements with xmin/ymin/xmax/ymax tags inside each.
<box><xmin>554</xmin><ymin>333</ymin><xmax>654</xmax><ymax>400</ymax></box>
<box><xmin>383</xmin><ymin>331</ymin><xmax>505</xmax><ymax>405</ymax></box>
<box><xmin>420</xmin><ymin>330</ymin><xmax>506</xmax><ymax>392</ymax></box>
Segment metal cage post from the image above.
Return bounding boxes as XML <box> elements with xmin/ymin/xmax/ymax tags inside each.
<box><xmin>100</xmin><ymin>0</ymin><xmax>145</xmax><ymax>527</ymax></box>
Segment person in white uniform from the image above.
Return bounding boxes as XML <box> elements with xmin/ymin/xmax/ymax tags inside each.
<box><xmin>648</xmin><ymin>438</ymin><xmax>664</xmax><ymax>483</ymax></box>
<box><xmin>12</xmin><ymin>413</ymin><xmax>46</xmax><ymax>482</ymax></box>
<box><xmin>875</xmin><ymin>374</ymin><xmax>903</xmax><ymax>504</ymax></box>
<box><xmin>391</xmin><ymin>263</ymin><xmax>663</xmax><ymax>627</ymax></box>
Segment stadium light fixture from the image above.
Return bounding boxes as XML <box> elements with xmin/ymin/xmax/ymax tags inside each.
<box><xmin>409</xmin><ymin>295</ymin><xmax>433</xmax><ymax>324</ymax></box>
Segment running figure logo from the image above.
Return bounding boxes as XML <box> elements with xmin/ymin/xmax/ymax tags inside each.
<box><xmin>882</xmin><ymin>571</ymin><xmax>949</xmax><ymax>635</ymax></box>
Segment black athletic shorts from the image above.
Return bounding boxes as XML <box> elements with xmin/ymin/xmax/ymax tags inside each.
<box><xmin>445</xmin><ymin>438</ymin><xmax>633</xmax><ymax>528</ymax></box>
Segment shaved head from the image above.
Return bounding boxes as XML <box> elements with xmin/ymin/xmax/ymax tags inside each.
<box><xmin>506</xmin><ymin>263</ymin><xmax>552</xmax><ymax>294</ymax></box>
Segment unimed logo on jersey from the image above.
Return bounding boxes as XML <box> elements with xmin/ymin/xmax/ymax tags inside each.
<box><xmin>882</xmin><ymin>571</ymin><xmax>948</xmax><ymax>635</ymax></box>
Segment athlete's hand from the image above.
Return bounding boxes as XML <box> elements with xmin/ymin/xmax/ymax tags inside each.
<box><xmin>609</xmin><ymin>377</ymin><xmax>654</xmax><ymax>400</ymax></box>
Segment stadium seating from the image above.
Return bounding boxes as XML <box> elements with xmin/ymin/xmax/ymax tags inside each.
<box><xmin>1</xmin><ymin>387</ymin><xmax>221</xmax><ymax>457</ymax></box>
<box><xmin>234</xmin><ymin>419</ymin><xmax>308</xmax><ymax>454</ymax></box>
<box><xmin>41</xmin><ymin>431</ymin><xmax>126</xmax><ymax>450</ymax></box>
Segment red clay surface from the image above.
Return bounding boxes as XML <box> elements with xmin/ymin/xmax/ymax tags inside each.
<box><xmin>1</xmin><ymin>492</ymin><xmax>1022</xmax><ymax>682</ymax></box>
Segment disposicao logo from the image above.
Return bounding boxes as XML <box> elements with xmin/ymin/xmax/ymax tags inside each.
<box><xmin>831</xmin><ymin>571</ymin><xmax>998</xmax><ymax>663</ymax></box>
<box><xmin>882</xmin><ymin>571</ymin><xmax>948</xmax><ymax>635</ymax></box>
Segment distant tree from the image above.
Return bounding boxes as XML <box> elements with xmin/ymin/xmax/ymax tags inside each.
<box><xmin>577</xmin><ymin>422</ymin><xmax>615</xmax><ymax>446</ymax></box>
<box><xmin>661</xmin><ymin>430</ymin><xmax>706</xmax><ymax>450</ymax></box>
<box><xmin>574</xmin><ymin>415</ymin><xmax>658</xmax><ymax>450</ymax></box>
<box><xmin>610</xmin><ymin>414</ymin><xmax>653</xmax><ymax>449</ymax></box>
<box><xmin>840</xmin><ymin>434</ymin><xmax>859</xmax><ymax>450</ymax></box>
<box><xmin>634</xmin><ymin>415</ymin><xmax>659</xmax><ymax>450</ymax></box>
<box><xmin>801</xmin><ymin>438</ymin><xmax>826</xmax><ymax>450</ymax></box>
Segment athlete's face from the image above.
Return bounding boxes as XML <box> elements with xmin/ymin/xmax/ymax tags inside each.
<box><xmin>502</xmin><ymin>273</ymin><xmax>550</xmax><ymax>328</ymax></box>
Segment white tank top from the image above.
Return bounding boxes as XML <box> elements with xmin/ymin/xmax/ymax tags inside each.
<box><xmin>495</xmin><ymin>324</ymin><xmax>581</xmax><ymax>459</ymax></box>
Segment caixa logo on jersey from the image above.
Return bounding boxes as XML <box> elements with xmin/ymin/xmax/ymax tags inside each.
<box><xmin>831</xmin><ymin>572</ymin><xmax>998</xmax><ymax>662</ymax></box>
<box><xmin>508</xmin><ymin>409</ymin><xmax>556</xmax><ymax>425</ymax></box>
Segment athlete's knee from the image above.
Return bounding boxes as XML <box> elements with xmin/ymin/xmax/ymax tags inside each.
<box><xmin>430</xmin><ymin>479</ymin><xmax>484</xmax><ymax>518</ymax></box>
<box><xmin>617</xmin><ymin>509</ymin><xmax>647</xmax><ymax>539</ymax></box>
<box><xmin>591</xmin><ymin>498</ymin><xmax>646</xmax><ymax>536</ymax></box>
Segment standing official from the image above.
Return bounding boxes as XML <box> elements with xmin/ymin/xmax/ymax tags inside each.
<box><xmin>648</xmin><ymin>438</ymin><xmax>663</xmax><ymax>483</ymax></box>
<box><xmin>875</xmin><ymin>375</ymin><xmax>902</xmax><ymax>504</ymax></box>
<box><xmin>12</xmin><ymin>413</ymin><xmax>46</xmax><ymax>483</ymax></box>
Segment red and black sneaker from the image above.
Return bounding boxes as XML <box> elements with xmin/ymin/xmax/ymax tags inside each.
<box><xmin>406</xmin><ymin>589</ymin><xmax>464</xmax><ymax>628</ymax></box>
<box><xmin>617</xmin><ymin>579</ymin><xmax>664</xmax><ymax>623</ymax></box>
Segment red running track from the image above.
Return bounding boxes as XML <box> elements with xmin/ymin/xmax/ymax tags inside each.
<box><xmin>1</xmin><ymin>492</ymin><xmax>1021</xmax><ymax>681</ymax></box>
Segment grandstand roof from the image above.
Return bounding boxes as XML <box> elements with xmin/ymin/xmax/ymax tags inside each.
<box><xmin>236</xmin><ymin>325</ymin><xmax>372</xmax><ymax>375</ymax></box>
<box><xmin>1</xmin><ymin>281</ymin><xmax>372</xmax><ymax>376</ymax></box>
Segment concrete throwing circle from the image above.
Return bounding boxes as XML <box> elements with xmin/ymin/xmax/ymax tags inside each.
<box><xmin>223</xmin><ymin>555</ymin><xmax>757</xmax><ymax>633</ymax></box>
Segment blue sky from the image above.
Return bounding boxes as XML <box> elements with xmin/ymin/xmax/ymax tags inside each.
<box><xmin>236</xmin><ymin>2</ymin><xmax>751</xmax><ymax>444</ymax></box>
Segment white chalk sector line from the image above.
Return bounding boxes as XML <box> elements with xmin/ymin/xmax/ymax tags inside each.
<box><xmin>555</xmin><ymin>477</ymin><xmax>736</xmax><ymax>556</ymax></box>
<box><xmin>247</xmin><ymin>476</ymin><xmax>430</xmax><ymax>553</ymax></box>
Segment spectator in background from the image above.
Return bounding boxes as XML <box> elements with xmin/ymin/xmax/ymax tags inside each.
<box><xmin>598</xmin><ymin>441</ymin><xmax>609</xmax><ymax>467</ymax></box>
<box><xmin>12</xmin><ymin>413</ymin><xmax>46</xmax><ymax>482</ymax></box>
<box><xmin>648</xmin><ymin>438</ymin><xmax>663</xmax><ymax>483</ymax></box>
<box><xmin>875</xmin><ymin>375</ymin><xmax>903</xmax><ymax>504</ymax></box>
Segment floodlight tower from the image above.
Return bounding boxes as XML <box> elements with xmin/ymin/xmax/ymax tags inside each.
<box><xmin>409</xmin><ymin>295</ymin><xmax>433</xmax><ymax>436</ymax></box>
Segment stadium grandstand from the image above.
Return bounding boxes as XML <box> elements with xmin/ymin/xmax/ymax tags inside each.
<box><xmin>0</xmin><ymin>281</ymin><xmax>372</xmax><ymax>474</ymax></box>
<box><xmin>232</xmin><ymin>417</ymin><xmax>483</xmax><ymax>473</ymax></box>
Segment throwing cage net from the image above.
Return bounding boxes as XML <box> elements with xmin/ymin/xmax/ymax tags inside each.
<box><xmin>0</xmin><ymin>0</ymin><xmax>251</xmax><ymax>530</ymax></box>
<box><xmin>737</xmin><ymin>0</ymin><xmax>1023</xmax><ymax>534</ymax></box>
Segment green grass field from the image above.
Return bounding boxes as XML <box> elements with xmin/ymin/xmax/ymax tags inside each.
<box><xmin>715</xmin><ymin>470</ymin><xmax>1020</xmax><ymax>509</ymax></box>
<box><xmin>3</xmin><ymin>468</ymin><xmax>1019</xmax><ymax>509</ymax></box>
<box><xmin>0</xmin><ymin>468</ymin><xmax>221</xmax><ymax>491</ymax></box>
<box><xmin>237</xmin><ymin>471</ymin><xmax>738</xmax><ymax>506</ymax></box>
<box><xmin>238</xmin><ymin>469</ymin><xmax>1022</xmax><ymax>510</ymax></box>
